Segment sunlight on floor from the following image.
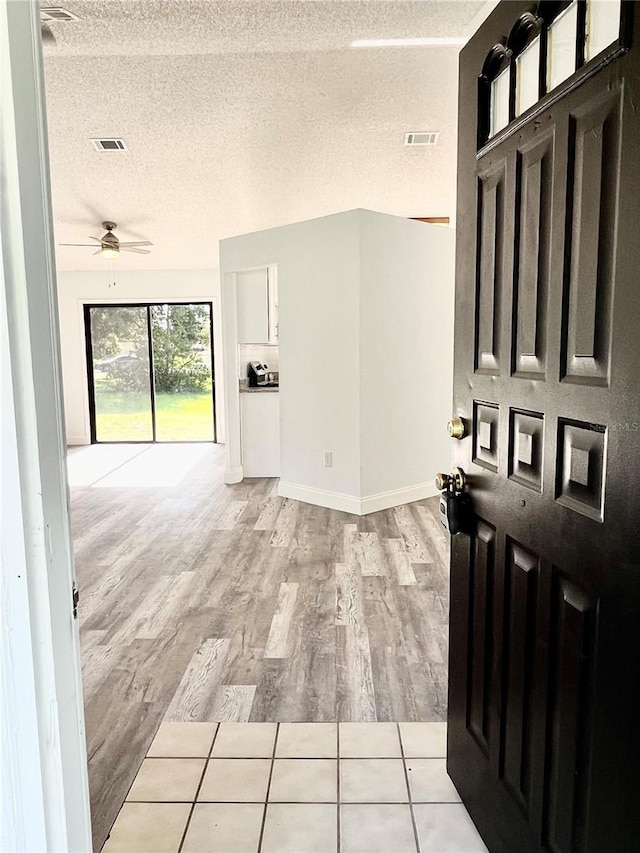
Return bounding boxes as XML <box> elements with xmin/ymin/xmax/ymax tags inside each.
<box><xmin>67</xmin><ymin>443</ymin><xmax>213</xmax><ymax>488</ymax></box>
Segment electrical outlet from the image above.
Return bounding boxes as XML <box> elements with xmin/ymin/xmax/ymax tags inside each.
<box><xmin>324</xmin><ymin>451</ymin><xmax>333</xmax><ymax>468</ymax></box>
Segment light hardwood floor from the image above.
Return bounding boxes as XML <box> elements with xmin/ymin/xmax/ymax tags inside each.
<box><xmin>69</xmin><ymin>443</ymin><xmax>450</xmax><ymax>851</ymax></box>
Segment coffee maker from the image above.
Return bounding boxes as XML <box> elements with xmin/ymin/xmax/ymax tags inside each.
<box><xmin>248</xmin><ymin>361</ymin><xmax>278</xmax><ymax>387</ymax></box>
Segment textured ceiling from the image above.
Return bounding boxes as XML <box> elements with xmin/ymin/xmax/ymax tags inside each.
<box><xmin>43</xmin><ymin>1</ymin><xmax>490</xmax><ymax>271</ymax></box>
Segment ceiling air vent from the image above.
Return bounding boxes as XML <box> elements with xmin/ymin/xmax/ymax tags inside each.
<box><xmin>41</xmin><ymin>7</ymin><xmax>80</xmax><ymax>22</ymax></box>
<box><xmin>404</xmin><ymin>131</ymin><xmax>440</xmax><ymax>147</ymax></box>
<box><xmin>91</xmin><ymin>138</ymin><xmax>128</xmax><ymax>152</ymax></box>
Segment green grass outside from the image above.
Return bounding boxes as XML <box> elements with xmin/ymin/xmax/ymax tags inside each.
<box><xmin>95</xmin><ymin>389</ymin><xmax>214</xmax><ymax>442</ymax></box>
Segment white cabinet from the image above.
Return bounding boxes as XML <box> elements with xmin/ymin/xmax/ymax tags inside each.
<box><xmin>240</xmin><ymin>392</ymin><xmax>280</xmax><ymax>477</ymax></box>
<box><xmin>236</xmin><ymin>268</ymin><xmax>269</xmax><ymax>343</ymax></box>
<box><xmin>236</xmin><ymin>267</ymin><xmax>279</xmax><ymax>343</ymax></box>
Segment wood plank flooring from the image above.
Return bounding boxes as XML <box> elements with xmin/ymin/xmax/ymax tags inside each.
<box><xmin>68</xmin><ymin>443</ymin><xmax>450</xmax><ymax>851</ymax></box>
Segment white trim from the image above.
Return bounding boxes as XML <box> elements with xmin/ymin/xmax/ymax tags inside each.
<box><xmin>224</xmin><ymin>466</ymin><xmax>244</xmax><ymax>484</ymax></box>
<box><xmin>1</xmin><ymin>1</ymin><xmax>92</xmax><ymax>849</ymax></box>
<box><xmin>67</xmin><ymin>435</ymin><xmax>89</xmax><ymax>446</ymax></box>
<box><xmin>221</xmin><ymin>272</ymin><xmax>243</xmax><ymax>478</ymax></box>
<box><xmin>75</xmin><ymin>297</ymin><xmax>90</xmax><ymax>444</ymax></box>
<box><xmin>278</xmin><ymin>480</ymin><xmax>439</xmax><ymax>515</ymax></box>
<box><xmin>360</xmin><ymin>482</ymin><xmax>440</xmax><ymax>514</ymax></box>
<box><xmin>1</xmin><ymin>218</ymin><xmax>48</xmax><ymax>853</ymax></box>
<box><xmin>278</xmin><ymin>481</ymin><xmax>362</xmax><ymax>514</ymax></box>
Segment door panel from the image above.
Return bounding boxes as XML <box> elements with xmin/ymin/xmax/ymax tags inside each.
<box><xmin>562</xmin><ymin>86</ymin><xmax>621</xmax><ymax>385</ymax></box>
<box><xmin>476</xmin><ymin>160</ymin><xmax>508</xmax><ymax>374</ymax></box>
<box><xmin>467</xmin><ymin>519</ymin><xmax>496</xmax><ymax>757</ymax></box>
<box><xmin>513</xmin><ymin>130</ymin><xmax>553</xmax><ymax>380</ymax></box>
<box><xmin>508</xmin><ymin>408</ymin><xmax>544</xmax><ymax>491</ymax></box>
<box><xmin>546</xmin><ymin>574</ymin><xmax>596</xmax><ymax>853</ymax></box>
<box><xmin>555</xmin><ymin>418</ymin><xmax>606</xmax><ymax>520</ymax></box>
<box><xmin>450</xmin><ymin>3</ymin><xmax>639</xmax><ymax>852</ymax></box>
<box><xmin>501</xmin><ymin>539</ymin><xmax>539</xmax><ymax>813</ymax></box>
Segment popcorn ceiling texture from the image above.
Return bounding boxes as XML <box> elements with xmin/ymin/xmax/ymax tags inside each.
<box><xmin>42</xmin><ymin>1</ymin><xmax>485</xmax><ymax>271</ymax></box>
<box><xmin>41</xmin><ymin>1</ymin><xmax>485</xmax><ymax>58</ymax></box>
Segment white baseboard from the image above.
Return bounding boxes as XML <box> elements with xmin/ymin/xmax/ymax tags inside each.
<box><xmin>360</xmin><ymin>482</ymin><xmax>440</xmax><ymax>514</ymax></box>
<box><xmin>224</xmin><ymin>466</ymin><xmax>244</xmax><ymax>484</ymax></box>
<box><xmin>66</xmin><ymin>436</ymin><xmax>89</xmax><ymax>446</ymax></box>
<box><xmin>278</xmin><ymin>481</ymin><xmax>362</xmax><ymax>514</ymax></box>
<box><xmin>278</xmin><ymin>480</ymin><xmax>439</xmax><ymax>515</ymax></box>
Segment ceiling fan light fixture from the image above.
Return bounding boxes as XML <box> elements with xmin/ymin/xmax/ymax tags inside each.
<box><xmin>59</xmin><ymin>222</ymin><xmax>152</xmax><ymax>258</ymax></box>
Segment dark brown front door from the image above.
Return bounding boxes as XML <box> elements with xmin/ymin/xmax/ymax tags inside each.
<box><xmin>449</xmin><ymin>3</ymin><xmax>639</xmax><ymax>852</ymax></box>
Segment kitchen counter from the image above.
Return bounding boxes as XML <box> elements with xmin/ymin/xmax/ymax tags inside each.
<box><xmin>239</xmin><ymin>384</ymin><xmax>279</xmax><ymax>393</ymax></box>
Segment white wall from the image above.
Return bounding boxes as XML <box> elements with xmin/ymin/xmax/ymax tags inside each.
<box><xmin>359</xmin><ymin>211</ymin><xmax>455</xmax><ymax>500</ymax></box>
<box><xmin>2</xmin><ymin>1</ymin><xmax>92</xmax><ymax>848</ymax></box>
<box><xmin>220</xmin><ymin>209</ymin><xmax>455</xmax><ymax>513</ymax></box>
<box><xmin>279</xmin><ymin>213</ymin><xmax>362</xmax><ymax>497</ymax></box>
<box><xmin>56</xmin><ymin>269</ymin><xmax>224</xmax><ymax>445</ymax></box>
<box><xmin>220</xmin><ymin>211</ymin><xmax>362</xmax><ymax>498</ymax></box>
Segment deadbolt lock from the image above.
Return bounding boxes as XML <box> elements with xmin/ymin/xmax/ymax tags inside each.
<box><xmin>447</xmin><ymin>417</ymin><xmax>467</xmax><ymax>440</ymax></box>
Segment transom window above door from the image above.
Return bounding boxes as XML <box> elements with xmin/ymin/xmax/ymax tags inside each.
<box><xmin>479</xmin><ymin>0</ymin><xmax>629</xmax><ymax>147</ymax></box>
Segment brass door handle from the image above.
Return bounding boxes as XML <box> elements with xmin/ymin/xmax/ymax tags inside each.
<box><xmin>435</xmin><ymin>472</ymin><xmax>452</xmax><ymax>491</ymax></box>
<box><xmin>435</xmin><ymin>467</ymin><xmax>467</xmax><ymax>494</ymax></box>
<box><xmin>447</xmin><ymin>417</ymin><xmax>466</xmax><ymax>439</ymax></box>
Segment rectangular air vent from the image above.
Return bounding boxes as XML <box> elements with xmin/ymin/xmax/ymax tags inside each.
<box><xmin>41</xmin><ymin>7</ymin><xmax>80</xmax><ymax>22</ymax></box>
<box><xmin>91</xmin><ymin>138</ymin><xmax>128</xmax><ymax>152</ymax></box>
<box><xmin>404</xmin><ymin>131</ymin><xmax>440</xmax><ymax>147</ymax></box>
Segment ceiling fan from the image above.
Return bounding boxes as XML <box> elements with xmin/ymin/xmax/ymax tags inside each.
<box><xmin>60</xmin><ymin>221</ymin><xmax>152</xmax><ymax>258</ymax></box>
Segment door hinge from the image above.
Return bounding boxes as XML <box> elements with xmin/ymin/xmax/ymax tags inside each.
<box><xmin>72</xmin><ymin>582</ymin><xmax>80</xmax><ymax>619</ymax></box>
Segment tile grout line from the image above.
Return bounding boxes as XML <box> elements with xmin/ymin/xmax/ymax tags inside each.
<box><xmin>256</xmin><ymin>722</ymin><xmax>279</xmax><ymax>853</ymax></box>
<box><xmin>129</xmin><ymin>799</ymin><xmax>416</xmax><ymax>805</ymax></box>
<box><xmin>398</xmin><ymin>723</ymin><xmax>422</xmax><ymax>853</ymax></box>
<box><xmin>140</xmin><ymin>755</ymin><xmax>423</xmax><ymax>761</ymax></box>
<box><xmin>176</xmin><ymin>724</ymin><xmax>220</xmax><ymax>853</ymax></box>
<box><xmin>100</xmin><ymin>717</ymin><xmax>173</xmax><ymax>851</ymax></box>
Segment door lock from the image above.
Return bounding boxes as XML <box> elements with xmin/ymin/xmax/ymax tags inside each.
<box><xmin>447</xmin><ymin>417</ymin><xmax>467</xmax><ymax>440</ymax></box>
<box><xmin>435</xmin><ymin>467</ymin><xmax>466</xmax><ymax>494</ymax></box>
<box><xmin>435</xmin><ymin>467</ymin><xmax>471</xmax><ymax>535</ymax></box>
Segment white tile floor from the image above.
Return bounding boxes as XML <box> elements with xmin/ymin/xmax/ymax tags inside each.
<box><xmin>102</xmin><ymin>723</ymin><xmax>489</xmax><ymax>853</ymax></box>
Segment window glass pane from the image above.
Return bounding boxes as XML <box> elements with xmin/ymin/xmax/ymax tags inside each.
<box><xmin>490</xmin><ymin>66</ymin><xmax>510</xmax><ymax>137</ymax></box>
<box><xmin>90</xmin><ymin>306</ymin><xmax>153</xmax><ymax>442</ymax></box>
<box><xmin>547</xmin><ymin>1</ymin><xmax>578</xmax><ymax>91</ymax></box>
<box><xmin>516</xmin><ymin>36</ymin><xmax>541</xmax><ymax>116</ymax></box>
<box><xmin>151</xmin><ymin>304</ymin><xmax>215</xmax><ymax>442</ymax></box>
<box><xmin>586</xmin><ymin>0</ymin><xmax>621</xmax><ymax>60</ymax></box>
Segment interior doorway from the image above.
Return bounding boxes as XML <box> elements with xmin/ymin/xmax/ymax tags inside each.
<box><xmin>84</xmin><ymin>302</ymin><xmax>216</xmax><ymax>443</ymax></box>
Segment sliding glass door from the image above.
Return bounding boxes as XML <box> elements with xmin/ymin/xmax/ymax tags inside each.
<box><xmin>85</xmin><ymin>302</ymin><xmax>216</xmax><ymax>443</ymax></box>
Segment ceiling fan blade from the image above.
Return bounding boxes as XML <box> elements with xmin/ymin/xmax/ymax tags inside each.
<box><xmin>93</xmin><ymin>249</ymin><xmax>103</xmax><ymax>255</ymax></box>
<box><xmin>118</xmin><ymin>241</ymin><xmax>153</xmax><ymax>247</ymax></box>
<box><xmin>89</xmin><ymin>236</ymin><xmax>103</xmax><ymax>242</ymax></box>
<box><xmin>59</xmin><ymin>243</ymin><xmax>96</xmax><ymax>247</ymax></box>
<box><xmin>121</xmin><ymin>246</ymin><xmax>151</xmax><ymax>254</ymax></box>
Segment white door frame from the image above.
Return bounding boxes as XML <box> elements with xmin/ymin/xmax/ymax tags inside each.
<box><xmin>1</xmin><ymin>1</ymin><xmax>92</xmax><ymax>850</ymax></box>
